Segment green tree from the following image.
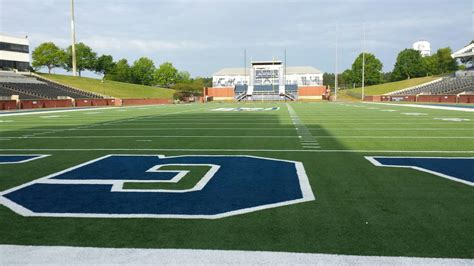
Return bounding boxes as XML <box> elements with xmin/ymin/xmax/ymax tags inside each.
<box><xmin>350</xmin><ymin>53</ymin><xmax>383</xmax><ymax>86</ymax></box>
<box><xmin>63</xmin><ymin>42</ymin><xmax>97</xmax><ymax>76</ymax></box>
<box><xmin>176</xmin><ymin>70</ymin><xmax>191</xmax><ymax>83</ymax></box>
<box><xmin>194</xmin><ymin>76</ymin><xmax>212</xmax><ymax>87</ymax></box>
<box><xmin>435</xmin><ymin>47</ymin><xmax>457</xmax><ymax>74</ymax></box>
<box><xmin>340</xmin><ymin>69</ymin><xmax>353</xmax><ymax>89</ymax></box>
<box><xmin>107</xmin><ymin>59</ymin><xmax>131</xmax><ymax>82</ymax></box>
<box><xmin>422</xmin><ymin>54</ymin><xmax>439</xmax><ymax>76</ymax></box>
<box><xmin>154</xmin><ymin>62</ymin><xmax>178</xmax><ymax>87</ymax></box>
<box><xmin>130</xmin><ymin>57</ymin><xmax>156</xmax><ymax>85</ymax></box>
<box><xmin>95</xmin><ymin>54</ymin><xmax>115</xmax><ymax>76</ymax></box>
<box><xmin>323</xmin><ymin>73</ymin><xmax>335</xmax><ymax>88</ymax></box>
<box><xmin>31</xmin><ymin>42</ymin><xmax>65</xmax><ymax>73</ymax></box>
<box><xmin>391</xmin><ymin>49</ymin><xmax>425</xmax><ymax>81</ymax></box>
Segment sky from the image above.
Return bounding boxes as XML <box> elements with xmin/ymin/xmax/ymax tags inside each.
<box><xmin>0</xmin><ymin>0</ymin><xmax>473</xmax><ymax>78</ymax></box>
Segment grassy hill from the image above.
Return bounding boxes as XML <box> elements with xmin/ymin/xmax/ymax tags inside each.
<box><xmin>38</xmin><ymin>73</ymin><xmax>175</xmax><ymax>99</ymax></box>
<box><xmin>343</xmin><ymin>76</ymin><xmax>441</xmax><ymax>98</ymax></box>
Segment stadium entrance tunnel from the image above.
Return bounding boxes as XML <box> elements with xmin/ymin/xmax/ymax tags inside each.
<box><xmin>0</xmin><ymin>154</ymin><xmax>315</xmax><ymax>219</ymax></box>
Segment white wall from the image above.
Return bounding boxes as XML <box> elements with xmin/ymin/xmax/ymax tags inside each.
<box><xmin>0</xmin><ymin>51</ymin><xmax>30</xmax><ymax>63</ymax></box>
<box><xmin>0</xmin><ymin>35</ymin><xmax>29</xmax><ymax>46</ymax></box>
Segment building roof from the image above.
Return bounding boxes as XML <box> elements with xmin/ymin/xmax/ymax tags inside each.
<box><xmin>213</xmin><ymin>68</ymin><xmax>247</xmax><ymax>76</ymax></box>
<box><xmin>213</xmin><ymin>66</ymin><xmax>322</xmax><ymax>76</ymax></box>
<box><xmin>0</xmin><ymin>34</ymin><xmax>29</xmax><ymax>45</ymax></box>
<box><xmin>451</xmin><ymin>43</ymin><xmax>474</xmax><ymax>59</ymax></box>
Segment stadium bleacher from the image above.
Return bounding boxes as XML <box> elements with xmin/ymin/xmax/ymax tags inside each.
<box><xmin>0</xmin><ymin>71</ymin><xmax>103</xmax><ymax>99</ymax></box>
<box><xmin>391</xmin><ymin>76</ymin><xmax>474</xmax><ymax>95</ymax></box>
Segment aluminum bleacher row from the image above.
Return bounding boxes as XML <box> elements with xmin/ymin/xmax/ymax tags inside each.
<box><xmin>391</xmin><ymin>76</ymin><xmax>474</xmax><ymax>96</ymax></box>
<box><xmin>0</xmin><ymin>71</ymin><xmax>103</xmax><ymax>99</ymax></box>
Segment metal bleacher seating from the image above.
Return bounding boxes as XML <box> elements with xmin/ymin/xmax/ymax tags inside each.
<box><xmin>0</xmin><ymin>71</ymin><xmax>103</xmax><ymax>99</ymax></box>
<box><xmin>391</xmin><ymin>76</ymin><xmax>474</xmax><ymax>96</ymax></box>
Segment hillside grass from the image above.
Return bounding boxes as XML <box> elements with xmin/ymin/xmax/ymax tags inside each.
<box><xmin>38</xmin><ymin>73</ymin><xmax>175</xmax><ymax>99</ymax></box>
<box><xmin>345</xmin><ymin>76</ymin><xmax>441</xmax><ymax>97</ymax></box>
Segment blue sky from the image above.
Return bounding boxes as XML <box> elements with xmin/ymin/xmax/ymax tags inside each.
<box><xmin>0</xmin><ymin>0</ymin><xmax>472</xmax><ymax>78</ymax></box>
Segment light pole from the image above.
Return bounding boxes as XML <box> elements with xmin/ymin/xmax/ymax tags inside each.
<box><xmin>335</xmin><ymin>22</ymin><xmax>339</xmax><ymax>102</ymax></box>
<box><xmin>361</xmin><ymin>22</ymin><xmax>366</xmax><ymax>101</ymax></box>
<box><xmin>71</xmin><ymin>0</ymin><xmax>77</xmax><ymax>76</ymax></box>
<box><xmin>102</xmin><ymin>77</ymin><xmax>105</xmax><ymax>96</ymax></box>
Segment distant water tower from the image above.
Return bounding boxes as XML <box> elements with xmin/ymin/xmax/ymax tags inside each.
<box><xmin>413</xmin><ymin>40</ymin><xmax>431</xmax><ymax>57</ymax></box>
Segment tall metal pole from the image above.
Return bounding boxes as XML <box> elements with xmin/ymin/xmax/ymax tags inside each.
<box><xmin>71</xmin><ymin>0</ymin><xmax>77</xmax><ymax>76</ymax></box>
<box><xmin>284</xmin><ymin>49</ymin><xmax>287</xmax><ymax>82</ymax></box>
<box><xmin>335</xmin><ymin>22</ymin><xmax>338</xmax><ymax>102</ymax></box>
<box><xmin>272</xmin><ymin>56</ymin><xmax>275</xmax><ymax>93</ymax></box>
<box><xmin>244</xmin><ymin>49</ymin><xmax>247</xmax><ymax>86</ymax></box>
<box><xmin>361</xmin><ymin>22</ymin><xmax>366</xmax><ymax>101</ymax></box>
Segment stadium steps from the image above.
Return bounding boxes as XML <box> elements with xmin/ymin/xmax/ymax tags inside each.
<box><xmin>389</xmin><ymin>76</ymin><xmax>474</xmax><ymax>95</ymax></box>
<box><xmin>0</xmin><ymin>83</ymin><xmax>44</xmax><ymax>99</ymax></box>
<box><xmin>32</xmin><ymin>74</ymin><xmax>105</xmax><ymax>99</ymax></box>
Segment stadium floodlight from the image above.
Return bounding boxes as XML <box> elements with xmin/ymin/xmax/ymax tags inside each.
<box><xmin>71</xmin><ymin>0</ymin><xmax>77</xmax><ymax>76</ymax></box>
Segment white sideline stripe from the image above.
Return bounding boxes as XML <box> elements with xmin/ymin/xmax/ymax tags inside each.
<box><xmin>0</xmin><ymin>104</ymin><xmax>185</xmax><ymax>117</ymax></box>
<box><xmin>1</xmin><ymin>148</ymin><xmax>473</xmax><ymax>153</ymax></box>
<box><xmin>365</xmin><ymin>156</ymin><xmax>474</xmax><ymax>186</ymax></box>
<box><xmin>366</xmin><ymin>102</ymin><xmax>474</xmax><ymax>112</ymax></box>
<box><xmin>3</xmin><ymin>127</ymin><xmax>474</xmax><ymax>132</ymax></box>
<box><xmin>0</xmin><ymin>245</ymin><xmax>472</xmax><ymax>265</ymax></box>
<box><xmin>12</xmin><ymin>135</ymin><xmax>474</xmax><ymax>139</ymax></box>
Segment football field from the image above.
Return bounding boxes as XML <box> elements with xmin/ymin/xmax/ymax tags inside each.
<box><xmin>0</xmin><ymin>102</ymin><xmax>473</xmax><ymax>260</ymax></box>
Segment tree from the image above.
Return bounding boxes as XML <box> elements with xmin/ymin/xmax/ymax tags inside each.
<box><xmin>323</xmin><ymin>73</ymin><xmax>335</xmax><ymax>88</ymax></box>
<box><xmin>130</xmin><ymin>57</ymin><xmax>156</xmax><ymax>85</ymax></box>
<box><xmin>435</xmin><ymin>47</ymin><xmax>457</xmax><ymax>74</ymax></box>
<box><xmin>391</xmin><ymin>49</ymin><xmax>425</xmax><ymax>81</ymax></box>
<box><xmin>340</xmin><ymin>69</ymin><xmax>353</xmax><ymax>89</ymax></box>
<box><xmin>176</xmin><ymin>71</ymin><xmax>191</xmax><ymax>83</ymax></box>
<box><xmin>422</xmin><ymin>54</ymin><xmax>439</xmax><ymax>76</ymax></box>
<box><xmin>31</xmin><ymin>42</ymin><xmax>65</xmax><ymax>73</ymax></box>
<box><xmin>63</xmin><ymin>42</ymin><xmax>97</xmax><ymax>76</ymax></box>
<box><xmin>350</xmin><ymin>53</ymin><xmax>383</xmax><ymax>86</ymax></box>
<box><xmin>107</xmin><ymin>59</ymin><xmax>131</xmax><ymax>82</ymax></box>
<box><xmin>154</xmin><ymin>62</ymin><xmax>178</xmax><ymax>87</ymax></box>
<box><xmin>95</xmin><ymin>55</ymin><xmax>115</xmax><ymax>76</ymax></box>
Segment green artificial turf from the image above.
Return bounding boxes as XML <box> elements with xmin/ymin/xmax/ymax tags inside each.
<box><xmin>38</xmin><ymin>73</ymin><xmax>175</xmax><ymax>99</ymax></box>
<box><xmin>0</xmin><ymin>102</ymin><xmax>473</xmax><ymax>258</ymax></box>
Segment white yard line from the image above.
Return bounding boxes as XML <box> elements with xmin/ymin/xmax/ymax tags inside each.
<box><xmin>366</xmin><ymin>102</ymin><xmax>474</xmax><ymax>112</ymax></box>
<box><xmin>3</xmin><ymin>128</ymin><xmax>473</xmax><ymax>132</ymax></box>
<box><xmin>11</xmin><ymin>136</ymin><xmax>474</xmax><ymax>139</ymax></box>
<box><xmin>1</xmin><ymin>148</ymin><xmax>473</xmax><ymax>153</ymax></box>
<box><xmin>287</xmin><ymin>103</ymin><xmax>321</xmax><ymax>149</ymax></box>
<box><xmin>0</xmin><ymin>245</ymin><xmax>472</xmax><ymax>265</ymax></box>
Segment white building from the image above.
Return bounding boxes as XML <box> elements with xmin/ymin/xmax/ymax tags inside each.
<box><xmin>413</xmin><ymin>41</ymin><xmax>431</xmax><ymax>57</ymax></box>
<box><xmin>0</xmin><ymin>34</ymin><xmax>30</xmax><ymax>71</ymax></box>
<box><xmin>213</xmin><ymin>61</ymin><xmax>323</xmax><ymax>90</ymax></box>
